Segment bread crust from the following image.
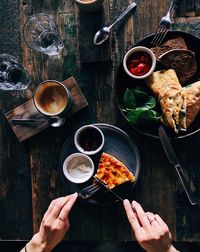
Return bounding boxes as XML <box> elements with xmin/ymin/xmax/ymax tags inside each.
<box><xmin>181</xmin><ymin>81</ymin><xmax>200</xmax><ymax>128</ymax></box>
<box><xmin>159</xmin><ymin>49</ymin><xmax>197</xmax><ymax>84</ymax></box>
<box><xmin>95</xmin><ymin>152</ymin><xmax>135</xmax><ymax>189</ymax></box>
<box><xmin>150</xmin><ymin>36</ymin><xmax>187</xmax><ymax>59</ymax></box>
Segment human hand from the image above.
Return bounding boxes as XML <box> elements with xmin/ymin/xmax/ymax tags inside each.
<box><xmin>26</xmin><ymin>193</ymin><xmax>78</xmax><ymax>252</ymax></box>
<box><xmin>123</xmin><ymin>200</ymin><xmax>177</xmax><ymax>252</ymax></box>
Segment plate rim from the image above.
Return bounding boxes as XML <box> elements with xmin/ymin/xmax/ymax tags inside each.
<box><xmin>114</xmin><ymin>30</ymin><xmax>200</xmax><ymax>140</ymax></box>
<box><xmin>59</xmin><ymin>123</ymin><xmax>141</xmax><ymax>204</ymax></box>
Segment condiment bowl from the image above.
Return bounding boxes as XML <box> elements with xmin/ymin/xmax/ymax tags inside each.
<box><xmin>123</xmin><ymin>46</ymin><xmax>156</xmax><ymax>79</ymax></box>
<box><xmin>63</xmin><ymin>153</ymin><xmax>94</xmax><ymax>184</ymax></box>
<box><xmin>74</xmin><ymin>125</ymin><xmax>104</xmax><ymax>155</ymax></box>
<box><xmin>74</xmin><ymin>0</ymin><xmax>104</xmax><ymax>13</ymax></box>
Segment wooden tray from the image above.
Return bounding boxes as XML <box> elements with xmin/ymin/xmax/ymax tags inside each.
<box><xmin>5</xmin><ymin>77</ymin><xmax>88</xmax><ymax>142</ymax></box>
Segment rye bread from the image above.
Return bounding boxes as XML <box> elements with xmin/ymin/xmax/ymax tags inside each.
<box><xmin>159</xmin><ymin>49</ymin><xmax>197</xmax><ymax>84</ymax></box>
<box><xmin>150</xmin><ymin>36</ymin><xmax>187</xmax><ymax>59</ymax></box>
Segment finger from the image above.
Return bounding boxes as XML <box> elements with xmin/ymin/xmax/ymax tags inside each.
<box><xmin>149</xmin><ymin>217</ymin><xmax>164</xmax><ymax>237</ymax></box>
<box><xmin>132</xmin><ymin>201</ymin><xmax>150</xmax><ymax>229</ymax></box>
<box><xmin>43</xmin><ymin>197</ymin><xmax>65</xmax><ymax>219</ymax></box>
<box><xmin>48</xmin><ymin>194</ymin><xmax>74</xmax><ymax>220</ymax></box>
<box><xmin>154</xmin><ymin>214</ymin><xmax>170</xmax><ymax>233</ymax></box>
<box><xmin>123</xmin><ymin>199</ymin><xmax>141</xmax><ymax>232</ymax></box>
<box><xmin>58</xmin><ymin>193</ymin><xmax>78</xmax><ymax>221</ymax></box>
<box><xmin>146</xmin><ymin>212</ymin><xmax>155</xmax><ymax>222</ymax></box>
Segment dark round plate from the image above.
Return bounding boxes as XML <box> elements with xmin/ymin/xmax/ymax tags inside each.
<box><xmin>115</xmin><ymin>30</ymin><xmax>200</xmax><ymax>139</ymax></box>
<box><xmin>59</xmin><ymin>123</ymin><xmax>140</xmax><ymax>205</ymax></box>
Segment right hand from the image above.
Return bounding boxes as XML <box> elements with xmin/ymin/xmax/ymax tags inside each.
<box><xmin>123</xmin><ymin>199</ymin><xmax>178</xmax><ymax>252</ymax></box>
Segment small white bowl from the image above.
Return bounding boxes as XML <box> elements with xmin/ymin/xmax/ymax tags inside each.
<box><xmin>63</xmin><ymin>153</ymin><xmax>94</xmax><ymax>184</ymax></box>
<box><xmin>74</xmin><ymin>125</ymin><xmax>104</xmax><ymax>155</ymax></box>
<box><xmin>123</xmin><ymin>46</ymin><xmax>156</xmax><ymax>79</ymax></box>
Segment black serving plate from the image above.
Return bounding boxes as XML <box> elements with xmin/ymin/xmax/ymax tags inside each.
<box><xmin>59</xmin><ymin>123</ymin><xmax>140</xmax><ymax>205</ymax></box>
<box><xmin>115</xmin><ymin>30</ymin><xmax>200</xmax><ymax>139</ymax></box>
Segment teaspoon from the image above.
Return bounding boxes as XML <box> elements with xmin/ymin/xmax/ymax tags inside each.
<box><xmin>11</xmin><ymin>116</ymin><xmax>65</xmax><ymax>127</ymax></box>
<box><xmin>94</xmin><ymin>2</ymin><xmax>137</xmax><ymax>45</ymax></box>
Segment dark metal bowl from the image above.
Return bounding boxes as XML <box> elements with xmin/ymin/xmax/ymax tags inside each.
<box><xmin>115</xmin><ymin>30</ymin><xmax>200</xmax><ymax>140</ymax></box>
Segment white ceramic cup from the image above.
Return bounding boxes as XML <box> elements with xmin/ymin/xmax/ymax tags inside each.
<box><xmin>74</xmin><ymin>125</ymin><xmax>104</xmax><ymax>155</ymax></box>
<box><xmin>63</xmin><ymin>153</ymin><xmax>94</xmax><ymax>183</ymax></box>
<box><xmin>33</xmin><ymin>80</ymin><xmax>72</xmax><ymax>116</ymax></box>
<box><xmin>123</xmin><ymin>46</ymin><xmax>156</xmax><ymax>80</ymax></box>
<box><xmin>75</xmin><ymin>0</ymin><xmax>104</xmax><ymax>12</ymax></box>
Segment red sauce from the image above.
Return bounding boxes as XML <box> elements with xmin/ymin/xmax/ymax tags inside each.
<box><xmin>127</xmin><ymin>51</ymin><xmax>152</xmax><ymax>76</ymax></box>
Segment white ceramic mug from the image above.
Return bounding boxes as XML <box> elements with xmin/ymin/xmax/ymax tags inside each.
<box><xmin>33</xmin><ymin>80</ymin><xmax>72</xmax><ymax>116</ymax></box>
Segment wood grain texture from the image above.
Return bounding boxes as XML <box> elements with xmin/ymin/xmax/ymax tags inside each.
<box><xmin>2</xmin><ymin>240</ymin><xmax>200</xmax><ymax>252</ymax></box>
<box><xmin>75</xmin><ymin>0</ymin><xmax>111</xmax><ymax>63</ymax></box>
<box><xmin>1</xmin><ymin>0</ymin><xmax>200</xmax><ymax>243</ymax></box>
<box><xmin>5</xmin><ymin>77</ymin><xmax>88</xmax><ymax>142</ymax></box>
<box><xmin>0</xmin><ymin>0</ymin><xmax>33</xmax><ymax>240</ymax></box>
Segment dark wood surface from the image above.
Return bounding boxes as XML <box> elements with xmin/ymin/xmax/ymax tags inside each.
<box><xmin>0</xmin><ymin>0</ymin><xmax>200</xmax><ymax>248</ymax></box>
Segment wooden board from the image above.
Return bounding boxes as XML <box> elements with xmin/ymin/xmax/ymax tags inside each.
<box><xmin>1</xmin><ymin>0</ymin><xmax>200</xmax><ymax>242</ymax></box>
<box><xmin>5</xmin><ymin>77</ymin><xmax>88</xmax><ymax>142</ymax></box>
<box><xmin>75</xmin><ymin>0</ymin><xmax>112</xmax><ymax>63</ymax></box>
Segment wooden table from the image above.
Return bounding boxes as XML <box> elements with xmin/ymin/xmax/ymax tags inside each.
<box><xmin>0</xmin><ymin>0</ymin><xmax>200</xmax><ymax>251</ymax></box>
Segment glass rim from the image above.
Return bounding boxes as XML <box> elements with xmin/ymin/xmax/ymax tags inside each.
<box><xmin>22</xmin><ymin>13</ymin><xmax>60</xmax><ymax>52</ymax></box>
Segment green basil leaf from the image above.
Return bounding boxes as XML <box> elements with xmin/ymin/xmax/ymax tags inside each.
<box><xmin>127</xmin><ymin>108</ymin><xmax>160</xmax><ymax>125</ymax></box>
<box><xmin>127</xmin><ymin>109</ymin><xmax>145</xmax><ymax>124</ymax></box>
<box><xmin>139</xmin><ymin>109</ymin><xmax>160</xmax><ymax>121</ymax></box>
<box><xmin>133</xmin><ymin>89</ymin><xmax>156</xmax><ymax>109</ymax></box>
<box><xmin>123</xmin><ymin>88</ymin><xmax>136</xmax><ymax>109</ymax></box>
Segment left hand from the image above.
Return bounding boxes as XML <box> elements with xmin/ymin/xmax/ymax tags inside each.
<box><xmin>26</xmin><ymin>193</ymin><xmax>78</xmax><ymax>252</ymax></box>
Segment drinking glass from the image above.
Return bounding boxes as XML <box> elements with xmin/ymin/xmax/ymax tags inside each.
<box><xmin>0</xmin><ymin>54</ymin><xmax>30</xmax><ymax>91</ymax></box>
<box><xmin>23</xmin><ymin>13</ymin><xmax>64</xmax><ymax>56</ymax></box>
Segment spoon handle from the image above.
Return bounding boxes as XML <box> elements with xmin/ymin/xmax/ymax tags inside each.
<box><xmin>11</xmin><ymin>119</ymin><xmax>47</xmax><ymax>124</ymax></box>
<box><xmin>109</xmin><ymin>2</ymin><xmax>137</xmax><ymax>29</ymax></box>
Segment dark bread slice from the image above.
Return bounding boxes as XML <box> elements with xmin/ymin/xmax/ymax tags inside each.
<box><xmin>159</xmin><ymin>49</ymin><xmax>197</xmax><ymax>84</ymax></box>
<box><xmin>150</xmin><ymin>36</ymin><xmax>187</xmax><ymax>59</ymax></box>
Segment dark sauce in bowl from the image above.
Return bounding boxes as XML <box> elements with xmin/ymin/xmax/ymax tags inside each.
<box><xmin>78</xmin><ymin>127</ymin><xmax>103</xmax><ymax>151</ymax></box>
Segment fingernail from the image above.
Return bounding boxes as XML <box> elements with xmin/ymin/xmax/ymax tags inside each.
<box><xmin>73</xmin><ymin>192</ymin><xmax>78</xmax><ymax>197</ymax></box>
<box><xmin>132</xmin><ymin>200</ymin><xmax>137</xmax><ymax>205</ymax></box>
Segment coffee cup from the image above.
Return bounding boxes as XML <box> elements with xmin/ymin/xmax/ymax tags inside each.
<box><xmin>33</xmin><ymin>80</ymin><xmax>72</xmax><ymax>116</ymax></box>
<box><xmin>75</xmin><ymin>0</ymin><xmax>104</xmax><ymax>12</ymax></box>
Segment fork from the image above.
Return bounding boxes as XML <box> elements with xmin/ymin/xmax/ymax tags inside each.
<box><xmin>78</xmin><ymin>183</ymin><xmax>102</xmax><ymax>199</ymax></box>
<box><xmin>151</xmin><ymin>0</ymin><xmax>177</xmax><ymax>46</ymax></box>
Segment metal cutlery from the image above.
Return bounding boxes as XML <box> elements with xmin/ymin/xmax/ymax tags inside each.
<box><xmin>10</xmin><ymin>116</ymin><xmax>65</xmax><ymax>127</ymax></box>
<box><xmin>78</xmin><ymin>176</ymin><xmax>136</xmax><ymax>212</ymax></box>
<box><xmin>151</xmin><ymin>0</ymin><xmax>177</xmax><ymax>46</ymax></box>
<box><xmin>94</xmin><ymin>2</ymin><xmax>137</xmax><ymax>45</ymax></box>
<box><xmin>94</xmin><ymin>177</ymin><xmax>136</xmax><ymax>212</ymax></box>
<box><xmin>78</xmin><ymin>183</ymin><xmax>101</xmax><ymax>199</ymax></box>
<box><xmin>158</xmin><ymin>125</ymin><xmax>197</xmax><ymax>206</ymax></box>
<box><xmin>94</xmin><ymin>176</ymin><xmax>125</xmax><ymax>202</ymax></box>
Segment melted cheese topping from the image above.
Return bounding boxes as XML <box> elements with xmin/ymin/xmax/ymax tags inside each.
<box><xmin>95</xmin><ymin>152</ymin><xmax>135</xmax><ymax>189</ymax></box>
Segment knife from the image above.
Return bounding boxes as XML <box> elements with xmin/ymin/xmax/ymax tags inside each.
<box><xmin>93</xmin><ymin>176</ymin><xmax>136</xmax><ymax>212</ymax></box>
<box><xmin>158</xmin><ymin>125</ymin><xmax>197</xmax><ymax>206</ymax></box>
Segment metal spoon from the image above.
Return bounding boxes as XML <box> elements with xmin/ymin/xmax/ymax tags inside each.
<box><xmin>11</xmin><ymin>116</ymin><xmax>65</xmax><ymax>127</ymax></box>
<box><xmin>94</xmin><ymin>2</ymin><xmax>137</xmax><ymax>45</ymax></box>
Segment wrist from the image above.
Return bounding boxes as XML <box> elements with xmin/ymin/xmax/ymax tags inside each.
<box><xmin>167</xmin><ymin>245</ymin><xmax>179</xmax><ymax>252</ymax></box>
<box><xmin>26</xmin><ymin>233</ymin><xmax>53</xmax><ymax>252</ymax></box>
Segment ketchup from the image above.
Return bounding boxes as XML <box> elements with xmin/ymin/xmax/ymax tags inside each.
<box><xmin>127</xmin><ymin>51</ymin><xmax>152</xmax><ymax>76</ymax></box>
